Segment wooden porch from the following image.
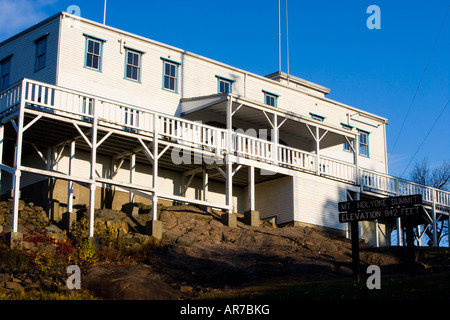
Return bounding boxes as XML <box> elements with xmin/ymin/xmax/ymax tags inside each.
<box><xmin>1</xmin><ymin>79</ymin><xmax>449</xmax><ymax>245</ymax></box>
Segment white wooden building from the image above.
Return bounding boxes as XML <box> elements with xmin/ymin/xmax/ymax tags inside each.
<box><xmin>0</xmin><ymin>12</ymin><xmax>449</xmax><ymax>246</ymax></box>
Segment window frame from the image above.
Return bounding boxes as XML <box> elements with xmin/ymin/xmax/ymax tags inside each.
<box><xmin>84</xmin><ymin>35</ymin><xmax>105</xmax><ymax>72</ymax></box>
<box><xmin>358</xmin><ymin>129</ymin><xmax>370</xmax><ymax>157</ymax></box>
<box><xmin>263</xmin><ymin>90</ymin><xmax>279</xmax><ymax>107</ymax></box>
<box><xmin>124</xmin><ymin>48</ymin><xmax>142</xmax><ymax>82</ymax></box>
<box><xmin>0</xmin><ymin>56</ymin><xmax>12</xmax><ymax>91</ymax></box>
<box><xmin>161</xmin><ymin>57</ymin><xmax>181</xmax><ymax>93</ymax></box>
<box><xmin>216</xmin><ymin>75</ymin><xmax>235</xmax><ymax>94</ymax></box>
<box><xmin>35</xmin><ymin>35</ymin><xmax>48</xmax><ymax>72</ymax></box>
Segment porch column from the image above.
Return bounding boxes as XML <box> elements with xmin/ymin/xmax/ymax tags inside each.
<box><xmin>431</xmin><ymin>190</ymin><xmax>437</xmax><ymax>246</ymax></box>
<box><xmin>202</xmin><ymin>168</ymin><xmax>208</xmax><ymax>202</ymax></box>
<box><xmin>374</xmin><ymin>219</ymin><xmax>379</xmax><ymax>247</ymax></box>
<box><xmin>129</xmin><ymin>152</ymin><xmax>136</xmax><ymax>203</ymax></box>
<box><xmin>152</xmin><ymin>116</ymin><xmax>159</xmax><ymax>220</ymax></box>
<box><xmin>315</xmin><ymin>126</ymin><xmax>320</xmax><ymax>175</ymax></box>
<box><xmin>248</xmin><ymin>166</ymin><xmax>255</xmax><ymax>211</ymax></box>
<box><xmin>67</xmin><ymin>140</ymin><xmax>75</xmax><ymax>213</ymax></box>
<box><xmin>353</xmin><ymin>135</ymin><xmax>359</xmax><ymax>185</ymax></box>
<box><xmin>11</xmin><ymin>87</ymin><xmax>26</xmax><ymax>233</ymax></box>
<box><xmin>272</xmin><ymin>114</ymin><xmax>278</xmax><ymax>165</ymax></box>
<box><xmin>88</xmin><ymin>98</ymin><xmax>98</xmax><ymax>238</ymax></box>
<box><xmin>226</xmin><ymin>96</ymin><xmax>233</xmax><ymax>213</ymax></box>
<box><xmin>0</xmin><ymin>124</ymin><xmax>4</xmax><ymax>196</ymax></box>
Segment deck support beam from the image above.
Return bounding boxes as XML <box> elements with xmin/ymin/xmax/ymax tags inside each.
<box><xmin>129</xmin><ymin>152</ymin><xmax>136</xmax><ymax>203</ymax></box>
<box><xmin>152</xmin><ymin>116</ymin><xmax>159</xmax><ymax>220</ymax></box>
<box><xmin>67</xmin><ymin>140</ymin><xmax>75</xmax><ymax>213</ymax></box>
<box><xmin>88</xmin><ymin>98</ymin><xmax>99</xmax><ymax>238</ymax></box>
<box><xmin>0</xmin><ymin>124</ymin><xmax>4</xmax><ymax>196</ymax></box>
<box><xmin>248</xmin><ymin>166</ymin><xmax>255</xmax><ymax>211</ymax></box>
<box><xmin>226</xmin><ymin>97</ymin><xmax>233</xmax><ymax>213</ymax></box>
<box><xmin>202</xmin><ymin>168</ymin><xmax>208</xmax><ymax>202</ymax></box>
<box><xmin>11</xmin><ymin>86</ymin><xmax>26</xmax><ymax>233</ymax></box>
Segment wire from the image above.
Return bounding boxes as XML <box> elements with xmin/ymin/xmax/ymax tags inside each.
<box><xmin>388</xmin><ymin>6</ymin><xmax>449</xmax><ymax>162</ymax></box>
<box><xmin>400</xmin><ymin>99</ymin><xmax>450</xmax><ymax>178</ymax></box>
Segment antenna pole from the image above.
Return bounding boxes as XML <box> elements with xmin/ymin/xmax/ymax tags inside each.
<box><xmin>286</xmin><ymin>0</ymin><xmax>290</xmax><ymax>84</ymax></box>
<box><xmin>103</xmin><ymin>0</ymin><xmax>107</xmax><ymax>24</ymax></box>
<box><xmin>278</xmin><ymin>0</ymin><xmax>282</xmax><ymax>73</ymax></box>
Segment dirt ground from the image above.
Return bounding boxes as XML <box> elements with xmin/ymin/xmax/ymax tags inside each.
<box><xmin>81</xmin><ymin>205</ymin><xmax>448</xmax><ymax>300</ymax></box>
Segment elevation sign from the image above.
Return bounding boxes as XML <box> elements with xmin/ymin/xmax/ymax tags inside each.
<box><xmin>338</xmin><ymin>194</ymin><xmax>422</xmax><ymax>223</ymax></box>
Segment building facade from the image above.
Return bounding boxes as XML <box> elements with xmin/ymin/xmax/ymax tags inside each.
<box><xmin>1</xmin><ymin>12</ymin><xmax>448</xmax><ymax>246</ymax></box>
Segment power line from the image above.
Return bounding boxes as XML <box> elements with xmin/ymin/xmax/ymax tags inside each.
<box><xmin>400</xmin><ymin>99</ymin><xmax>450</xmax><ymax>178</ymax></box>
<box><xmin>388</xmin><ymin>6</ymin><xmax>449</xmax><ymax>162</ymax></box>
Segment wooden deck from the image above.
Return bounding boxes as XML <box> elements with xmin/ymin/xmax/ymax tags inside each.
<box><xmin>1</xmin><ymin>79</ymin><xmax>449</xmax><ymax>240</ymax></box>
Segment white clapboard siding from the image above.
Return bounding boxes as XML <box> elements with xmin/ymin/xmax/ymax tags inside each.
<box><xmin>293</xmin><ymin>174</ymin><xmax>348</xmax><ymax>231</ymax></box>
<box><xmin>253</xmin><ymin>176</ymin><xmax>294</xmax><ymax>224</ymax></box>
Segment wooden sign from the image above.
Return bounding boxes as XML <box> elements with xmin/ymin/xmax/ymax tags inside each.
<box><xmin>338</xmin><ymin>194</ymin><xmax>423</xmax><ymax>281</ymax></box>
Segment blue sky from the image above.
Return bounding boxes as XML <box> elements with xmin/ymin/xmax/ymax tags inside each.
<box><xmin>0</xmin><ymin>0</ymin><xmax>449</xmax><ymax>178</ymax></box>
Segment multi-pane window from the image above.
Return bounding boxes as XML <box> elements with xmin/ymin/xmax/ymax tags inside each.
<box><xmin>217</xmin><ymin>76</ymin><xmax>233</xmax><ymax>93</ymax></box>
<box><xmin>85</xmin><ymin>37</ymin><xmax>102</xmax><ymax>71</ymax></box>
<box><xmin>163</xmin><ymin>60</ymin><xmax>178</xmax><ymax>92</ymax></box>
<box><xmin>35</xmin><ymin>37</ymin><xmax>47</xmax><ymax>71</ymax></box>
<box><xmin>0</xmin><ymin>57</ymin><xmax>11</xmax><ymax>91</ymax></box>
<box><xmin>358</xmin><ymin>130</ymin><xmax>369</xmax><ymax>157</ymax></box>
<box><xmin>343</xmin><ymin>140</ymin><xmax>353</xmax><ymax>152</ymax></box>
<box><xmin>125</xmin><ymin>49</ymin><xmax>141</xmax><ymax>81</ymax></box>
<box><xmin>263</xmin><ymin>91</ymin><xmax>278</xmax><ymax>107</ymax></box>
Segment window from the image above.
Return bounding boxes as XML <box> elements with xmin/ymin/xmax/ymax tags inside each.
<box><xmin>263</xmin><ymin>91</ymin><xmax>278</xmax><ymax>107</ymax></box>
<box><xmin>85</xmin><ymin>37</ymin><xmax>103</xmax><ymax>71</ymax></box>
<box><xmin>125</xmin><ymin>49</ymin><xmax>141</xmax><ymax>82</ymax></box>
<box><xmin>0</xmin><ymin>57</ymin><xmax>11</xmax><ymax>91</ymax></box>
<box><xmin>343</xmin><ymin>140</ymin><xmax>353</xmax><ymax>152</ymax></box>
<box><xmin>309</xmin><ymin>112</ymin><xmax>325</xmax><ymax>122</ymax></box>
<box><xmin>162</xmin><ymin>59</ymin><xmax>179</xmax><ymax>92</ymax></box>
<box><xmin>216</xmin><ymin>76</ymin><xmax>234</xmax><ymax>93</ymax></box>
<box><xmin>358</xmin><ymin>130</ymin><xmax>369</xmax><ymax>157</ymax></box>
<box><xmin>35</xmin><ymin>37</ymin><xmax>47</xmax><ymax>71</ymax></box>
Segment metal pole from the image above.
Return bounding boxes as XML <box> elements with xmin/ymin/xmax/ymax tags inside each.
<box><xmin>103</xmin><ymin>0</ymin><xmax>107</xmax><ymax>25</ymax></box>
<box><xmin>286</xmin><ymin>0</ymin><xmax>290</xmax><ymax>84</ymax></box>
<box><xmin>278</xmin><ymin>0</ymin><xmax>281</xmax><ymax>73</ymax></box>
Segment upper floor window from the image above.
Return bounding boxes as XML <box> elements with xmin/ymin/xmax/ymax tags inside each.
<box><xmin>263</xmin><ymin>90</ymin><xmax>278</xmax><ymax>107</ymax></box>
<box><xmin>309</xmin><ymin>112</ymin><xmax>325</xmax><ymax>122</ymax></box>
<box><xmin>0</xmin><ymin>57</ymin><xmax>11</xmax><ymax>91</ymax></box>
<box><xmin>162</xmin><ymin>58</ymin><xmax>180</xmax><ymax>93</ymax></box>
<box><xmin>35</xmin><ymin>36</ymin><xmax>47</xmax><ymax>71</ymax></box>
<box><xmin>216</xmin><ymin>76</ymin><xmax>234</xmax><ymax>94</ymax></box>
<box><xmin>358</xmin><ymin>130</ymin><xmax>370</xmax><ymax>157</ymax></box>
<box><xmin>84</xmin><ymin>35</ymin><xmax>105</xmax><ymax>71</ymax></box>
<box><xmin>125</xmin><ymin>49</ymin><xmax>142</xmax><ymax>82</ymax></box>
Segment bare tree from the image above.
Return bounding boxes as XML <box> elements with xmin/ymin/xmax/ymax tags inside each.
<box><xmin>410</xmin><ymin>158</ymin><xmax>450</xmax><ymax>191</ymax></box>
<box><xmin>409</xmin><ymin>158</ymin><xmax>449</xmax><ymax>246</ymax></box>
